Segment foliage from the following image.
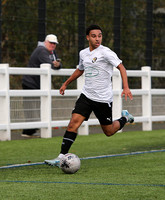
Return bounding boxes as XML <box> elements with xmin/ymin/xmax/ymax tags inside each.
<box><xmin>1</xmin><ymin>0</ymin><xmax>165</xmax><ymax>89</ymax></box>
<box><xmin>1</xmin><ymin>0</ymin><xmax>38</xmax><ymax>67</ymax></box>
<box><xmin>121</xmin><ymin>0</ymin><xmax>146</xmax><ymax>70</ymax></box>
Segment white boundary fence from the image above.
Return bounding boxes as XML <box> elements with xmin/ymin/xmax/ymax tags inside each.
<box><xmin>0</xmin><ymin>63</ymin><xmax>165</xmax><ymax>141</ymax></box>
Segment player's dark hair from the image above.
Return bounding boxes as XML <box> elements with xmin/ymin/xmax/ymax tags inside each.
<box><xmin>86</xmin><ymin>24</ymin><xmax>102</xmax><ymax>35</ymax></box>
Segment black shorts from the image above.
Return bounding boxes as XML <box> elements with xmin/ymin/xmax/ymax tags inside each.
<box><xmin>72</xmin><ymin>93</ymin><xmax>113</xmax><ymax>125</ymax></box>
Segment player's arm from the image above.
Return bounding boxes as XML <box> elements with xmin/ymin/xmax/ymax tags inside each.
<box><xmin>117</xmin><ymin>63</ymin><xmax>133</xmax><ymax>101</ymax></box>
<box><xmin>60</xmin><ymin>68</ymin><xmax>84</xmax><ymax>95</ymax></box>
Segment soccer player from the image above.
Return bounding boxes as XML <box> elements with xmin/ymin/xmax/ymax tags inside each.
<box><xmin>45</xmin><ymin>24</ymin><xmax>134</xmax><ymax>167</ymax></box>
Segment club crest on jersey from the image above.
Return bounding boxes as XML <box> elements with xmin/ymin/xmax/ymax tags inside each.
<box><xmin>92</xmin><ymin>57</ymin><xmax>97</xmax><ymax>63</ymax></box>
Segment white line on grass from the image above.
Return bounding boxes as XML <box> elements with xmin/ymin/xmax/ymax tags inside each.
<box><xmin>0</xmin><ymin>149</ymin><xmax>165</xmax><ymax>169</ymax></box>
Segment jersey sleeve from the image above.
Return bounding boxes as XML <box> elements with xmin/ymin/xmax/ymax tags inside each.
<box><xmin>78</xmin><ymin>51</ymin><xmax>85</xmax><ymax>70</ymax></box>
<box><xmin>104</xmin><ymin>48</ymin><xmax>122</xmax><ymax>68</ymax></box>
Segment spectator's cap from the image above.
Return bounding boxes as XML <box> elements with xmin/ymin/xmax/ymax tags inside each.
<box><xmin>45</xmin><ymin>34</ymin><xmax>59</xmax><ymax>44</ymax></box>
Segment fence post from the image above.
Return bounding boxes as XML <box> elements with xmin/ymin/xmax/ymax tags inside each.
<box><xmin>0</xmin><ymin>64</ymin><xmax>11</xmax><ymax>141</ymax></box>
<box><xmin>40</xmin><ymin>64</ymin><xmax>52</xmax><ymax>138</ymax></box>
<box><xmin>77</xmin><ymin>72</ymin><xmax>89</xmax><ymax>135</ymax></box>
<box><xmin>112</xmin><ymin>67</ymin><xmax>122</xmax><ymax>121</ymax></box>
<box><xmin>141</xmin><ymin>66</ymin><xmax>152</xmax><ymax>130</ymax></box>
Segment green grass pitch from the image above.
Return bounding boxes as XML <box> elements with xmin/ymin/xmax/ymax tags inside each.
<box><xmin>0</xmin><ymin>129</ymin><xmax>165</xmax><ymax>200</ymax></box>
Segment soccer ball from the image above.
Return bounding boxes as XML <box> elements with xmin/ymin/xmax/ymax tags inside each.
<box><xmin>60</xmin><ymin>153</ymin><xmax>81</xmax><ymax>174</ymax></box>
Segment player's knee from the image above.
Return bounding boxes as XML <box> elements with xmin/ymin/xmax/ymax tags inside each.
<box><xmin>103</xmin><ymin>129</ymin><xmax>114</xmax><ymax>137</ymax></box>
<box><xmin>105</xmin><ymin>131</ymin><xmax>115</xmax><ymax>137</ymax></box>
<box><xmin>67</xmin><ymin>119</ymin><xmax>81</xmax><ymax>132</ymax></box>
<box><xmin>67</xmin><ymin>123</ymin><xmax>77</xmax><ymax>132</ymax></box>
<box><xmin>102</xmin><ymin>124</ymin><xmax>117</xmax><ymax>137</ymax></box>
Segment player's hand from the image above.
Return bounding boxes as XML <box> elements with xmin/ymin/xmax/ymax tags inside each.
<box><xmin>121</xmin><ymin>88</ymin><xmax>133</xmax><ymax>101</ymax></box>
<box><xmin>59</xmin><ymin>84</ymin><xmax>66</xmax><ymax>95</ymax></box>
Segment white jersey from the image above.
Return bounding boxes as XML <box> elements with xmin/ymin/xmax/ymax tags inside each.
<box><xmin>78</xmin><ymin>45</ymin><xmax>122</xmax><ymax>103</ymax></box>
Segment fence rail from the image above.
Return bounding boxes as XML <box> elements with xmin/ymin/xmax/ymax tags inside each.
<box><xmin>0</xmin><ymin>63</ymin><xmax>165</xmax><ymax>141</ymax></box>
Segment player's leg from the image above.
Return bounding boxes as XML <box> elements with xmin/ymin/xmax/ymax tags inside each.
<box><xmin>101</xmin><ymin>110</ymin><xmax>134</xmax><ymax>136</ymax></box>
<box><xmin>101</xmin><ymin>120</ymin><xmax>124</xmax><ymax>136</ymax></box>
<box><xmin>60</xmin><ymin>94</ymin><xmax>92</xmax><ymax>155</ymax></box>
<box><xmin>67</xmin><ymin>113</ymin><xmax>86</xmax><ymax>133</ymax></box>
<box><xmin>60</xmin><ymin>113</ymin><xmax>85</xmax><ymax>155</ymax></box>
<box><xmin>101</xmin><ymin>120</ymin><xmax>121</xmax><ymax>136</ymax></box>
<box><xmin>44</xmin><ymin>94</ymin><xmax>92</xmax><ymax>167</ymax></box>
<box><xmin>93</xmin><ymin>101</ymin><xmax>134</xmax><ymax>137</ymax></box>
<box><xmin>44</xmin><ymin>113</ymin><xmax>85</xmax><ymax>167</ymax></box>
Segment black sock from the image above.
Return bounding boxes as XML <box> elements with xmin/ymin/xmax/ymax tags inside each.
<box><xmin>60</xmin><ymin>131</ymin><xmax>77</xmax><ymax>154</ymax></box>
<box><xmin>117</xmin><ymin>117</ymin><xmax>127</xmax><ymax>130</ymax></box>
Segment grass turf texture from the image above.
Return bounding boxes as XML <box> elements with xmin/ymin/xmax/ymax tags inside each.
<box><xmin>0</xmin><ymin>130</ymin><xmax>165</xmax><ymax>200</ymax></box>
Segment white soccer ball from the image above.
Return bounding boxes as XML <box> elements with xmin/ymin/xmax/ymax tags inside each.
<box><xmin>60</xmin><ymin>153</ymin><xmax>81</xmax><ymax>174</ymax></box>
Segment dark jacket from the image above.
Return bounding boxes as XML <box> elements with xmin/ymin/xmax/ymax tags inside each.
<box><xmin>22</xmin><ymin>42</ymin><xmax>61</xmax><ymax>89</ymax></box>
